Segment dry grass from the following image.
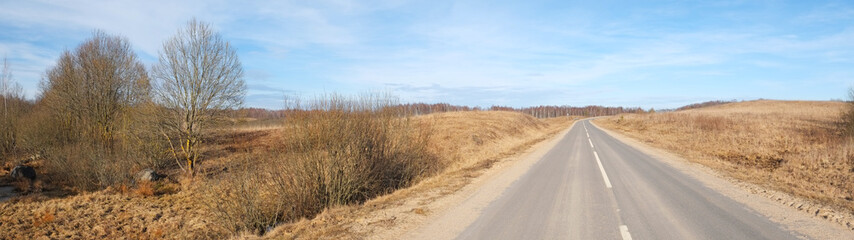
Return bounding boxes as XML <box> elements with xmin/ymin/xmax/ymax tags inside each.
<box><xmin>201</xmin><ymin>94</ymin><xmax>439</xmax><ymax>235</ymax></box>
<box><xmin>134</xmin><ymin>181</ymin><xmax>154</xmax><ymax>197</ymax></box>
<box><xmin>425</xmin><ymin>111</ymin><xmax>551</xmax><ymax>171</ymax></box>
<box><xmin>0</xmin><ymin>108</ymin><xmax>575</xmax><ymax>239</ymax></box>
<box><xmin>0</xmin><ymin>190</ymin><xmax>227</xmax><ymax>239</ymax></box>
<box><xmin>595</xmin><ymin>100</ymin><xmax>854</xmax><ymax>212</ymax></box>
<box><xmin>261</xmin><ymin>112</ymin><xmax>575</xmax><ymax>239</ymax></box>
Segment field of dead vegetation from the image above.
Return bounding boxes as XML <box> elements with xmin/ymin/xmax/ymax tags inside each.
<box><xmin>594</xmin><ymin>100</ymin><xmax>854</xmax><ymax>218</ymax></box>
<box><xmin>258</xmin><ymin>112</ymin><xmax>575</xmax><ymax>239</ymax></box>
<box><xmin>0</xmin><ymin>111</ymin><xmax>574</xmax><ymax>239</ymax></box>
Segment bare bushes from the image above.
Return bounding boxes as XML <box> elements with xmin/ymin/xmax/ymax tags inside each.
<box><xmin>283</xmin><ymin>94</ymin><xmax>437</xmax><ymax>204</ymax></box>
<box><xmin>34</xmin><ymin>31</ymin><xmax>162</xmax><ymax>190</ymax></box>
<box><xmin>0</xmin><ymin>96</ymin><xmax>29</xmax><ymax>161</ymax></box>
<box><xmin>0</xmin><ymin>56</ymin><xmax>31</xmax><ymax>161</ymax></box>
<box><xmin>203</xmin><ymin>156</ymin><xmax>287</xmax><ymax>235</ymax></box>
<box><xmin>46</xmin><ymin>144</ymin><xmax>127</xmax><ymax>191</ymax></box>
<box><xmin>204</xmin><ymin>93</ymin><xmax>437</xmax><ymax>234</ymax></box>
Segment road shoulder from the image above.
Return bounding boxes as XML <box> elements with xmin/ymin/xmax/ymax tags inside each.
<box><xmin>392</xmin><ymin>123</ymin><xmax>576</xmax><ymax>239</ymax></box>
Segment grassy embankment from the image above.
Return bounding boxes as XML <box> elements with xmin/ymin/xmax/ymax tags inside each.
<box><xmin>595</xmin><ymin>100</ymin><xmax>854</xmax><ymax>218</ymax></box>
<box><xmin>261</xmin><ymin>111</ymin><xmax>575</xmax><ymax>239</ymax></box>
<box><xmin>0</xmin><ymin>106</ymin><xmax>574</xmax><ymax>239</ymax></box>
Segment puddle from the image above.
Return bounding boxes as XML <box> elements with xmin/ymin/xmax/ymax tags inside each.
<box><xmin>0</xmin><ymin>186</ymin><xmax>15</xmax><ymax>202</ymax></box>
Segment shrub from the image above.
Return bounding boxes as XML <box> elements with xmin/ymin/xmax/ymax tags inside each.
<box><xmin>28</xmin><ymin>31</ymin><xmax>165</xmax><ymax>191</ymax></box>
<box><xmin>0</xmin><ymin>56</ymin><xmax>32</xmax><ymax>161</ymax></box>
<box><xmin>203</xmin><ymin>159</ymin><xmax>285</xmax><ymax>235</ymax></box>
<box><xmin>43</xmin><ymin>143</ymin><xmax>137</xmax><ymax>191</ymax></box>
<box><xmin>204</xmin><ymin>93</ymin><xmax>438</xmax><ymax>235</ymax></box>
<box><xmin>134</xmin><ymin>181</ymin><xmax>154</xmax><ymax>197</ymax></box>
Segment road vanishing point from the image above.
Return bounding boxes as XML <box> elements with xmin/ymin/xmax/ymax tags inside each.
<box><xmin>456</xmin><ymin>120</ymin><xmax>802</xmax><ymax>240</ymax></box>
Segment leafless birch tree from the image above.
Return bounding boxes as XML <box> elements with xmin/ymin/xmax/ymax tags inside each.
<box><xmin>153</xmin><ymin>19</ymin><xmax>246</xmax><ymax>175</ymax></box>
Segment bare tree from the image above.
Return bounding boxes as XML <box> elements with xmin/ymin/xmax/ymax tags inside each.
<box><xmin>1</xmin><ymin>56</ymin><xmax>24</xmax><ymax>155</ymax></box>
<box><xmin>41</xmin><ymin>31</ymin><xmax>150</xmax><ymax>147</ymax></box>
<box><xmin>1</xmin><ymin>56</ymin><xmax>23</xmax><ymax>118</ymax></box>
<box><xmin>153</xmin><ymin>19</ymin><xmax>246</xmax><ymax>175</ymax></box>
<box><xmin>1</xmin><ymin>56</ymin><xmax>10</xmax><ymax>116</ymax></box>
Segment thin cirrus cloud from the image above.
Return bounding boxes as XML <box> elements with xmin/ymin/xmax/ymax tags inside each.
<box><xmin>0</xmin><ymin>0</ymin><xmax>853</xmax><ymax>109</ymax></box>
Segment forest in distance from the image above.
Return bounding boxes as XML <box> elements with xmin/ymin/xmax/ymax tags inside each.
<box><xmin>0</xmin><ymin>18</ymin><xmax>656</xmax><ymax>238</ymax></box>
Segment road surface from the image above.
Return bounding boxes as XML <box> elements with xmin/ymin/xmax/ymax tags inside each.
<box><xmin>456</xmin><ymin>120</ymin><xmax>803</xmax><ymax>240</ymax></box>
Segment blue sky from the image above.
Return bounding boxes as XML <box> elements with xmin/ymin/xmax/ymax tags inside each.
<box><xmin>1</xmin><ymin>0</ymin><xmax>852</xmax><ymax>109</ymax></box>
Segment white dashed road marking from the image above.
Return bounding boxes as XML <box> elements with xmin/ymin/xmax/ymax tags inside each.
<box><xmin>593</xmin><ymin>151</ymin><xmax>612</xmax><ymax>188</ymax></box>
<box><xmin>620</xmin><ymin>225</ymin><xmax>633</xmax><ymax>240</ymax></box>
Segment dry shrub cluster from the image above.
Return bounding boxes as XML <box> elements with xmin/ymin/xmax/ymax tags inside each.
<box><xmin>0</xmin><ymin>97</ymin><xmax>29</xmax><ymax>161</ymax></box>
<box><xmin>203</xmin><ymin>94</ymin><xmax>437</xmax><ymax>235</ymax></box>
<box><xmin>1</xmin><ymin>56</ymin><xmax>32</xmax><ymax>164</ymax></box>
<box><xmin>595</xmin><ymin>100</ymin><xmax>854</xmax><ymax>211</ymax></box>
<box><xmin>44</xmin><ymin>144</ymin><xmax>137</xmax><ymax>191</ymax></box>
<box><xmin>26</xmin><ymin>30</ymin><xmax>165</xmax><ymax>191</ymax></box>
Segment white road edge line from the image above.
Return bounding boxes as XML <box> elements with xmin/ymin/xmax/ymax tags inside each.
<box><xmin>588</xmin><ymin>138</ymin><xmax>594</xmax><ymax>148</ymax></box>
<box><xmin>593</xmin><ymin>151</ymin><xmax>612</xmax><ymax>188</ymax></box>
<box><xmin>620</xmin><ymin>225</ymin><xmax>633</xmax><ymax>240</ymax></box>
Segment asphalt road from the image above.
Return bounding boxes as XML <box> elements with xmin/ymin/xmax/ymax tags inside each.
<box><xmin>456</xmin><ymin>120</ymin><xmax>803</xmax><ymax>240</ymax></box>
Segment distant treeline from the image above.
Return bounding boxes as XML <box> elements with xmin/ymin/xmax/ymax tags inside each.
<box><xmin>491</xmin><ymin>105</ymin><xmax>646</xmax><ymax>118</ymax></box>
<box><xmin>233</xmin><ymin>100</ymin><xmax>757</xmax><ymax>120</ymax></box>
<box><xmin>230</xmin><ymin>103</ymin><xmax>646</xmax><ymax>119</ymax></box>
<box><xmin>675</xmin><ymin>100</ymin><xmax>738</xmax><ymax>111</ymax></box>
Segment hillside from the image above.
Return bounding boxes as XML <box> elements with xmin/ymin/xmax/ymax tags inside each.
<box><xmin>594</xmin><ymin>100</ymin><xmax>853</xmax><ymax>227</ymax></box>
<box><xmin>0</xmin><ymin>111</ymin><xmax>575</xmax><ymax>239</ymax></box>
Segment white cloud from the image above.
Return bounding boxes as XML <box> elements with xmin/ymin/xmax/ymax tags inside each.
<box><xmin>1</xmin><ymin>0</ymin><xmax>853</xmax><ymax>107</ymax></box>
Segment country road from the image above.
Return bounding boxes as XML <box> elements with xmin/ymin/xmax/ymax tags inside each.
<box><xmin>455</xmin><ymin>120</ymin><xmax>803</xmax><ymax>240</ymax></box>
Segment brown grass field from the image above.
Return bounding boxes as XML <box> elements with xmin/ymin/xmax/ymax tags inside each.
<box><xmin>258</xmin><ymin>112</ymin><xmax>575</xmax><ymax>239</ymax></box>
<box><xmin>594</xmin><ymin>100</ymin><xmax>854</xmax><ymax>216</ymax></box>
<box><xmin>0</xmin><ymin>111</ymin><xmax>575</xmax><ymax>239</ymax></box>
